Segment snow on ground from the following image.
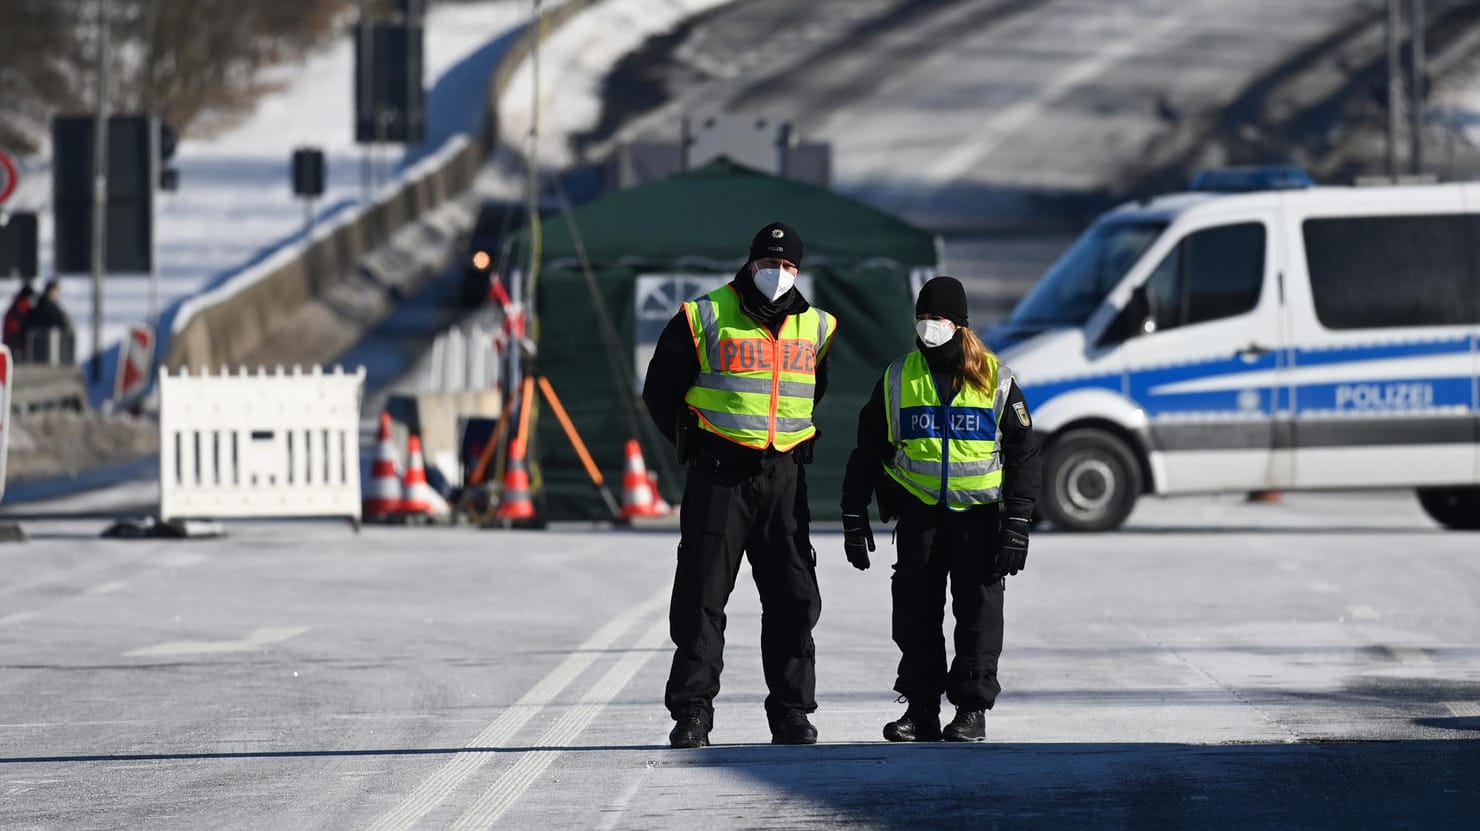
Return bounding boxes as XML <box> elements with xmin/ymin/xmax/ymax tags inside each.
<box><xmin>5</xmin><ymin>0</ymin><xmax>545</xmax><ymax>400</ymax></box>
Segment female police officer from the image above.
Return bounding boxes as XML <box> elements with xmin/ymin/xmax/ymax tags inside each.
<box><xmin>839</xmin><ymin>275</ymin><xmax>1040</xmax><ymax>742</ymax></box>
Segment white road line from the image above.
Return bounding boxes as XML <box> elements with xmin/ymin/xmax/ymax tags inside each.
<box><xmin>920</xmin><ymin>16</ymin><xmax>1183</xmax><ymax>187</ymax></box>
<box><xmin>85</xmin><ymin>580</ymin><xmax>129</xmax><ymax>596</ymax></box>
<box><xmin>365</xmin><ymin>586</ymin><xmax>668</xmax><ymax>831</ymax></box>
<box><xmin>1345</xmin><ymin>605</ymin><xmax>1380</xmax><ymax>621</ymax></box>
<box><xmin>0</xmin><ymin>611</ymin><xmax>38</xmax><ymax>625</ymax></box>
<box><xmin>1443</xmin><ymin>701</ymin><xmax>1480</xmax><ymax>718</ymax></box>
<box><xmin>124</xmin><ymin>626</ymin><xmax>308</xmax><ymax>657</ymax></box>
<box><xmin>594</xmin><ymin>767</ymin><xmax>652</xmax><ymax>831</ymax></box>
<box><xmin>452</xmin><ymin>616</ymin><xmax>669</xmax><ymax>831</ymax></box>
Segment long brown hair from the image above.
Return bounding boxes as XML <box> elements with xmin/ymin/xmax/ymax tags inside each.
<box><xmin>957</xmin><ymin>326</ymin><xmax>995</xmax><ymax>395</ymax></box>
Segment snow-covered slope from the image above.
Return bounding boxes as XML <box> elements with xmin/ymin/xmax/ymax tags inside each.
<box><xmin>6</xmin><ymin>0</ymin><xmax>540</xmax><ymax>391</ymax></box>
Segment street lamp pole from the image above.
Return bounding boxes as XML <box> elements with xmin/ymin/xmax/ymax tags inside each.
<box><xmin>90</xmin><ymin>0</ymin><xmax>111</xmax><ymax>383</ymax></box>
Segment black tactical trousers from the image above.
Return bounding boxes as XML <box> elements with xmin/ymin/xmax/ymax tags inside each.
<box><xmin>665</xmin><ymin>449</ymin><xmax>821</xmax><ymax>725</ymax></box>
<box><xmin>891</xmin><ymin>500</ymin><xmax>1004</xmax><ymax>711</ymax></box>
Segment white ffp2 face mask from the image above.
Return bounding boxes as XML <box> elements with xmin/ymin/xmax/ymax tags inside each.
<box><xmin>752</xmin><ymin>268</ymin><xmax>796</xmax><ymax>301</ymax></box>
<box><xmin>916</xmin><ymin>318</ymin><xmax>957</xmax><ymax>348</ymax></box>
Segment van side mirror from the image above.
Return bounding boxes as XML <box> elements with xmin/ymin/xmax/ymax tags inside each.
<box><xmin>1098</xmin><ymin>285</ymin><xmax>1156</xmax><ymax>347</ymax></box>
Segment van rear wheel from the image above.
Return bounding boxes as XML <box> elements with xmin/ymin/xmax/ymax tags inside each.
<box><xmin>1416</xmin><ymin>487</ymin><xmax>1480</xmax><ymax>530</ymax></box>
<box><xmin>1041</xmin><ymin>428</ymin><xmax>1142</xmax><ymax>532</ymax></box>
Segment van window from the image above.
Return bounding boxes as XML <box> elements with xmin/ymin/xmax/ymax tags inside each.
<box><xmin>1142</xmin><ymin>223</ymin><xmax>1266</xmax><ymax>332</ymax></box>
<box><xmin>1303</xmin><ymin>214</ymin><xmax>1479</xmax><ymax>328</ymax></box>
<box><xmin>1009</xmin><ymin>220</ymin><xmax>1166</xmax><ymax>327</ymax></box>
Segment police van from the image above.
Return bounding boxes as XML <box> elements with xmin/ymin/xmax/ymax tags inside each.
<box><xmin>988</xmin><ymin>177</ymin><xmax>1480</xmax><ymax>532</ymax></box>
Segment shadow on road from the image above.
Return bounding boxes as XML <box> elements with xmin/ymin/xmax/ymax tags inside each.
<box><xmin>662</xmin><ymin>739</ymin><xmax>1480</xmax><ymax>828</ymax></box>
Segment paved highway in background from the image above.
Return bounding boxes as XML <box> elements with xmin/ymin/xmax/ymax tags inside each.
<box><xmin>1</xmin><ymin>492</ymin><xmax>1476</xmax><ymax>827</ymax></box>
<box><xmin>583</xmin><ymin>0</ymin><xmax>1382</xmax><ymax>320</ymax></box>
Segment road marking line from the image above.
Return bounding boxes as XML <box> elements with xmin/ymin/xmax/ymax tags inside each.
<box><xmin>1345</xmin><ymin>605</ymin><xmax>1380</xmax><ymax>621</ymax></box>
<box><xmin>124</xmin><ymin>626</ymin><xmax>308</xmax><ymax>657</ymax></box>
<box><xmin>86</xmin><ymin>580</ymin><xmax>129</xmax><ymax>596</ymax></box>
<box><xmin>0</xmin><ymin>612</ymin><xmax>37</xmax><ymax>625</ymax></box>
<box><xmin>365</xmin><ymin>586</ymin><xmax>668</xmax><ymax>831</ymax></box>
<box><xmin>594</xmin><ymin>764</ymin><xmax>652</xmax><ymax>831</ymax></box>
<box><xmin>1443</xmin><ymin>701</ymin><xmax>1480</xmax><ymax>718</ymax></box>
<box><xmin>451</xmin><ymin>616</ymin><xmax>669</xmax><ymax>830</ymax></box>
<box><xmin>921</xmin><ymin>15</ymin><xmax>1183</xmax><ymax>186</ymax></box>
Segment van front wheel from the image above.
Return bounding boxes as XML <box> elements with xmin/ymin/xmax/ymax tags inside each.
<box><xmin>1041</xmin><ymin>428</ymin><xmax>1142</xmax><ymax>532</ymax></box>
<box><xmin>1416</xmin><ymin>487</ymin><xmax>1480</xmax><ymax>530</ymax></box>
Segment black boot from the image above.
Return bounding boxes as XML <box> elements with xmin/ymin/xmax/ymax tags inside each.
<box><xmin>669</xmin><ymin>711</ymin><xmax>711</xmax><ymax>749</ymax></box>
<box><xmin>883</xmin><ymin>702</ymin><xmax>942</xmax><ymax>742</ymax></box>
<box><xmin>768</xmin><ymin>711</ymin><xmax>818</xmax><ymax>745</ymax></box>
<box><xmin>942</xmin><ymin>708</ymin><xmax>985</xmax><ymax>742</ymax></box>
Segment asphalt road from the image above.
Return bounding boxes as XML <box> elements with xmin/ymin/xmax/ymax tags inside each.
<box><xmin>2</xmin><ymin>491</ymin><xmax>1477</xmax><ymax>828</ymax></box>
<box><xmin>579</xmin><ymin>0</ymin><xmax>1388</xmax><ymax>323</ymax></box>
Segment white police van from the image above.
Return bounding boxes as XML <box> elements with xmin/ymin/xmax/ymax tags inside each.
<box><xmin>989</xmin><ymin>176</ymin><xmax>1480</xmax><ymax>532</ymax></box>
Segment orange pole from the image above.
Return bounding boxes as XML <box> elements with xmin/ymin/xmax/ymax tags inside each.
<box><xmin>469</xmin><ymin>387</ymin><xmax>515</xmax><ymax>487</ymax></box>
<box><xmin>513</xmin><ymin>375</ymin><xmax>536</xmax><ymax>458</ymax></box>
<box><xmin>538</xmin><ymin>376</ymin><xmax>604</xmax><ymax>487</ymax></box>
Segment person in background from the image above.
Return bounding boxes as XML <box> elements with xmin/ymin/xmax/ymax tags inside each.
<box><xmin>3</xmin><ymin>280</ymin><xmax>37</xmax><ymax>358</ymax></box>
<box><xmin>22</xmin><ymin>280</ymin><xmax>75</xmax><ymax>365</ymax></box>
<box><xmin>642</xmin><ymin>222</ymin><xmax>837</xmax><ymax>748</ymax></box>
<box><xmin>840</xmin><ymin>275</ymin><xmax>1041</xmax><ymax>742</ymax></box>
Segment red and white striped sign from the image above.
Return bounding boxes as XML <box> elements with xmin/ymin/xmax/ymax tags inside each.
<box><xmin>0</xmin><ymin>345</ymin><xmax>12</xmax><ymax>502</ymax></box>
<box><xmin>113</xmin><ymin>324</ymin><xmax>154</xmax><ymax>405</ymax></box>
<box><xmin>0</xmin><ymin>150</ymin><xmax>17</xmax><ymax>207</ymax></box>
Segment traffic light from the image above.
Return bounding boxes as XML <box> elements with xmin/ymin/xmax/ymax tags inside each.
<box><xmin>353</xmin><ymin>23</ymin><xmax>425</xmax><ymax>144</ymax></box>
<box><xmin>292</xmin><ymin>148</ymin><xmax>325</xmax><ymax>197</ymax></box>
<box><xmin>0</xmin><ymin>212</ymin><xmax>38</xmax><ymax>278</ymax></box>
<box><xmin>51</xmin><ymin>114</ymin><xmax>156</xmax><ymax>274</ymax></box>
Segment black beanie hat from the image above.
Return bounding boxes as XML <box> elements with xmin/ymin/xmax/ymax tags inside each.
<box><xmin>748</xmin><ymin>222</ymin><xmax>804</xmax><ymax>266</ymax></box>
<box><xmin>916</xmin><ymin>276</ymin><xmax>969</xmax><ymax>327</ymax></box>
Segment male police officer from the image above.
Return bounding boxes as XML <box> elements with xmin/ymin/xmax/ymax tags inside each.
<box><xmin>642</xmin><ymin>222</ymin><xmax>837</xmax><ymax>748</ymax></box>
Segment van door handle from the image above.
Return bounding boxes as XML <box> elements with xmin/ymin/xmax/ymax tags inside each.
<box><xmin>1237</xmin><ymin>342</ymin><xmax>1272</xmax><ymax>358</ymax></box>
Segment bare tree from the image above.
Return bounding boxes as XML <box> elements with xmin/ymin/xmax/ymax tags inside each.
<box><xmin>0</xmin><ymin>0</ymin><xmax>89</xmax><ymax>154</ymax></box>
<box><xmin>0</xmin><ymin>0</ymin><xmax>349</xmax><ymax>155</ymax></box>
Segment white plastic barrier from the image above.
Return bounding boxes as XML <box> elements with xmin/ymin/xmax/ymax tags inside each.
<box><xmin>427</xmin><ymin>325</ymin><xmax>499</xmax><ymax>393</ymax></box>
<box><xmin>159</xmin><ymin>365</ymin><xmax>366</xmax><ymax>523</ymax></box>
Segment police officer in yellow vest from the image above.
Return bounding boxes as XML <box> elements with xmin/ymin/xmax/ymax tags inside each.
<box><xmin>840</xmin><ymin>276</ymin><xmax>1041</xmax><ymax>742</ymax></box>
<box><xmin>642</xmin><ymin>222</ymin><xmax>837</xmax><ymax>749</ymax></box>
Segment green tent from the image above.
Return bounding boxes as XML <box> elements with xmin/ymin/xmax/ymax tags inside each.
<box><xmin>506</xmin><ymin>158</ymin><xmax>939</xmax><ymax>523</ymax></box>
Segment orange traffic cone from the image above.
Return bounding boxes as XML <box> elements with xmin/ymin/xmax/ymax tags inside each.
<box><xmin>363</xmin><ymin>411</ymin><xmax>403</xmax><ymax>520</ymax></box>
<box><xmin>398</xmin><ymin>435</ymin><xmax>451</xmax><ymax>522</ymax></box>
<box><xmin>620</xmin><ymin>439</ymin><xmax>660</xmax><ymax>519</ymax></box>
<box><xmin>647</xmin><ymin>471</ymin><xmax>673</xmax><ymax>516</ymax></box>
<box><xmin>494</xmin><ymin>447</ymin><xmax>536</xmax><ymax>522</ymax></box>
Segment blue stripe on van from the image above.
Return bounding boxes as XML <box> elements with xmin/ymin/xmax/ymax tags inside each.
<box><xmin>1022</xmin><ymin>373</ymin><xmax>1121</xmax><ymax>413</ymax></box>
<box><xmin>1023</xmin><ymin>337</ymin><xmax>1477</xmax><ymax>419</ymax></box>
<box><xmin>1129</xmin><ymin>352</ymin><xmax>1279</xmax><ymax>416</ymax></box>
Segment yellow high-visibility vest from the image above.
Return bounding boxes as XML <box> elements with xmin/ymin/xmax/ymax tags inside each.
<box><xmin>882</xmin><ymin>350</ymin><xmax>1014</xmax><ymax>509</ymax></box>
<box><xmin>682</xmin><ymin>285</ymin><xmax>835</xmax><ymax>451</ymax></box>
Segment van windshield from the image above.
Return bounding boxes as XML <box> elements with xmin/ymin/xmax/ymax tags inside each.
<box><xmin>1008</xmin><ymin>219</ymin><xmax>1166</xmax><ymax>327</ymax></box>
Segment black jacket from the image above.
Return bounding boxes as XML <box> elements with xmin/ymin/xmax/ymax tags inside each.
<box><xmin>840</xmin><ymin>345</ymin><xmax>1041</xmax><ymax>522</ymax></box>
<box><xmin>641</xmin><ymin>266</ymin><xmax>831</xmax><ymax>459</ymax></box>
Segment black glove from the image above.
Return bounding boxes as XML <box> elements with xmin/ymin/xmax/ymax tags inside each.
<box><xmin>842</xmin><ymin>512</ymin><xmax>874</xmax><ymax>570</ymax></box>
<box><xmin>995</xmin><ymin>516</ymin><xmax>1030</xmax><ymax>578</ymax></box>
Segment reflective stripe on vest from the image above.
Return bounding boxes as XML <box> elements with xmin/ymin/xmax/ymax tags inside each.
<box><xmin>883</xmin><ymin>350</ymin><xmax>1011</xmax><ymax>509</ymax></box>
<box><xmin>683</xmin><ymin>285</ymin><xmax>835</xmax><ymax>451</ymax></box>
